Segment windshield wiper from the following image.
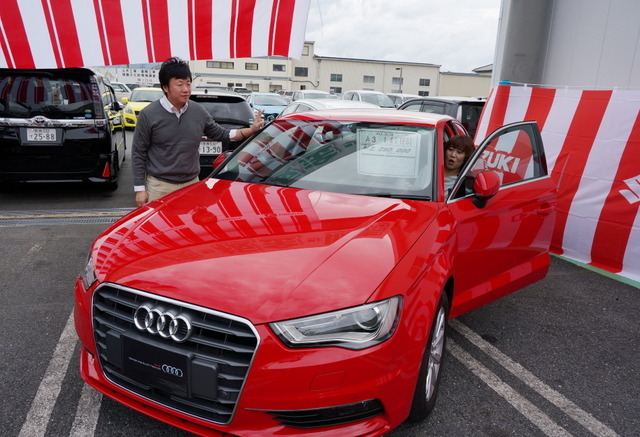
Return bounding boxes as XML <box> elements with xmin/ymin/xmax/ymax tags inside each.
<box><xmin>364</xmin><ymin>193</ymin><xmax>431</xmax><ymax>200</ymax></box>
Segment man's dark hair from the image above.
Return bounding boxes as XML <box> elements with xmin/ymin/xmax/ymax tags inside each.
<box><xmin>158</xmin><ymin>57</ymin><xmax>192</xmax><ymax>92</ymax></box>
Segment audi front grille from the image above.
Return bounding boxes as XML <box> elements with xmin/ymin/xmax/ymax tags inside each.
<box><xmin>92</xmin><ymin>283</ymin><xmax>259</xmax><ymax>425</ymax></box>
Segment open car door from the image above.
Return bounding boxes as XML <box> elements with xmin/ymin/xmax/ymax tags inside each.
<box><xmin>446</xmin><ymin>121</ymin><xmax>557</xmax><ymax>318</ymax></box>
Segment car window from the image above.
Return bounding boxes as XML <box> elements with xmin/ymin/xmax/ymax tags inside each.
<box><xmin>130</xmin><ymin>89</ymin><xmax>163</xmax><ymax>102</ymax></box>
<box><xmin>190</xmin><ymin>95</ymin><xmax>253</xmax><ymax>124</ymax></box>
<box><xmin>421</xmin><ymin>103</ymin><xmax>446</xmax><ymax>114</ymax></box>
<box><xmin>254</xmin><ymin>94</ymin><xmax>288</xmax><ymax>106</ymax></box>
<box><xmin>305</xmin><ymin>92</ymin><xmax>331</xmax><ymax>100</ymax></box>
<box><xmin>477</xmin><ymin>123</ymin><xmax>546</xmax><ymax>185</ymax></box>
<box><xmin>102</xmin><ymin>90</ymin><xmax>115</xmax><ymax>107</ymax></box>
<box><xmin>0</xmin><ymin>72</ymin><xmax>95</xmax><ymax>119</ymax></box>
<box><xmin>450</xmin><ymin>122</ymin><xmax>547</xmax><ymax>200</ymax></box>
<box><xmin>214</xmin><ymin>119</ymin><xmax>436</xmax><ymax>199</ymax></box>
<box><xmin>460</xmin><ymin>103</ymin><xmax>484</xmax><ymax>137</ymax></box>
<box><xmin>401</xmin><ymin>102</ymin><xmax>423</xmax><ymax>112</ymax></box>
<box><xmin>361</xmin><ymin>93</ymin><xmax>395</xmax><ymax>108</ymax></box>
<box><xmin>279</xmin><ymin>104</ymin><xmax>299</xmax><ymax>117</ymax></box>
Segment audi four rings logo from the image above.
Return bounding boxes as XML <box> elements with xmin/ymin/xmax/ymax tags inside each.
<box><xmin>162</xmin><ymin>364</ymin><xmax>184</xmax><ymax>378</ymax></box>
<box><xmin>133</xmin><ymin>304</ymin><xmax>193</xmax><ymax>343</ymax></box>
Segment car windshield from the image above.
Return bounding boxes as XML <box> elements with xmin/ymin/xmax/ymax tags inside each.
<box><xmin>305</xmin><ymin>93</ymin><xmax>331</xmax><ymax>99</ymax></box>
<box><xmin>213</xmin><ymin>119</ymin><xmax>435</xmax><ymax>199</ymax></box>
<box><xmin>0</xmin><ymin>72</ymin><xmax>94</xmax><ymax>119</ymax></box>
<box><xmin>129</xmin><ymin>89</ymin><xmax>163</xmax><ymax>102</ymax></box>
<box><xmin>254</xmin><ymin>94</ymin><xmax>288</xmax><ymax>106</ymax></box>
<box><xmin>361</xmin><ymin>93</ymin><xmax>395</xmax><ymax>108</ymax></box>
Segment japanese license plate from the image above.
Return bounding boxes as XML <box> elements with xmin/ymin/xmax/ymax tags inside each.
<box><xmin>27</xmin><ymin>128</ymin><xmax>57</xmax><ymax>142</ymax></box>
<box><xmin>199</xmin><ymin>141</ymin><xmax>222</xmax><ymax>155</ymax></box>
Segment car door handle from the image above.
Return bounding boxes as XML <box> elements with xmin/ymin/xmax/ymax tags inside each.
<box><xmin>537</xmin><ymin>202</ymin><xmax>556</xmax><ymax>216</ymax></box>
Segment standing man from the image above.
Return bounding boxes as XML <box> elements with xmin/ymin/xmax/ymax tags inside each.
<box><xmin>132</xmin><ymin>57</ymin><xmax>264</xmax><ymax>206</ymax></box>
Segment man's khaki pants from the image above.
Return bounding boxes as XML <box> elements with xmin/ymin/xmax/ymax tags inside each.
<box><xmin>146</xmin><ymin>175</ymin><xmax>199</xmax><ymax>201</ymax></box>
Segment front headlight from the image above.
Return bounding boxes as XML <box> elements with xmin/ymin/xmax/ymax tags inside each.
<box><xmin>270</xmin><ymin>296</ymin><xmax>401</xmax><ymax>350</ymax></box>
<box><xmin>81</xmin><ymin>253</ymin><xmax>97</xmax><ymax>290</ymax></box>
<box><xmin>124</xmin><ymin>106</ymin><xmax>133</xmax><ymax>114</ymax></box>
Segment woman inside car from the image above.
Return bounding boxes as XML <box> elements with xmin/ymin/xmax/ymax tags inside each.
<box><xmin>443</xmin><ymin>134</ymin><xmax>475</xmax><ymax>196</ymax></box>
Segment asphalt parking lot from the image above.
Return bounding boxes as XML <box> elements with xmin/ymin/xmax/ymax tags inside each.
<box><xmin>1</xmin><ymin>133</ymin><xmax>638</xmax><ymax>436</ymax></box>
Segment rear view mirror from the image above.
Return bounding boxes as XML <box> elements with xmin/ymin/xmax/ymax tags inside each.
<box><xmin>472</xmin><ymin>170</ymin><xmax>500</xmax><ymax>208</ymax></box>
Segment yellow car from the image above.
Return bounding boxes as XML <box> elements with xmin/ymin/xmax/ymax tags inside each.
<box><xmin>121</xmin><ymin>87</ymin><xmax>164</xmax><ymax>128</ymax></box>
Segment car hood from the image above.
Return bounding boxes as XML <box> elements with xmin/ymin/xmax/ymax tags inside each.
<box><xmin>126</xmin><ymin>101</ymin><xmax>153</xmax><ymax>111</ymax></box>
<box><xmin>93</xmin><ymin>180</ymin><xmax>439</xmax><ymax>324</ymax></box>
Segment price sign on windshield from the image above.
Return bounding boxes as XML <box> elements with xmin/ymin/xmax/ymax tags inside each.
<box><xmin>357</xmin><ymin>129</ymin><xmax>420</xmax><ymax>177</ymax></box>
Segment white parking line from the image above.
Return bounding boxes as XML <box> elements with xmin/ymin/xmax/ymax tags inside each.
<box><xmin>19</xmin><ymin>311</ymin><xmax>77</xmax><ymax>437</ymax></box>
<box><xmin>448</xmin><ymin>339</ymin><xmax>573</xmax><ymax>437</ymax></box>
<box><xmin>450</xmin><ymin>319</ymin><xmax>620</xmax><ymax>437</ymax></box>
<box><xmin>70</xmin><ymin>382</ymin><xmax>102</xmax><ymax>436</ymax></box>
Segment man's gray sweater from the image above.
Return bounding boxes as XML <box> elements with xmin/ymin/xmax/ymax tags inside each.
<box><xmin>132</xmin><ymin>100</ymin><xmax>229</xmax><ymax>185</ymax></box>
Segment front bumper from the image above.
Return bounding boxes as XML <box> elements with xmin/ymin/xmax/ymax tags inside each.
<box><xmin>74</xmin><ymin>279</ymin><xmax>422</xmax><ymax>436</ymax></box>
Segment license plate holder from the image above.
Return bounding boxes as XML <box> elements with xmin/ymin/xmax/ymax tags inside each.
<box><xmin>122</xmin><ymin>334</ymin><xmax>190</xmax><ymax>397</ymax></box>
<box><xmin>26</xmin><ymin>128</ymin><xmax>57</xmax><ymax>142</ymax></box>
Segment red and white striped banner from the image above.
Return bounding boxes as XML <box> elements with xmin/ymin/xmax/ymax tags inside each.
<box><xmin>476</xmin><ymin>85</ymin><xmax>640</xmax><ymax>282</ymax></box>
<box><xmin>0</xmin><ymin>0</ymin><xmax>311</xmax><ymax>69</ymax></box>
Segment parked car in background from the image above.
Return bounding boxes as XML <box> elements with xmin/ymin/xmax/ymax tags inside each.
<box><xmin>246</xmin><ymin>92</ymin><xmax>288</xmax><ymax>122</ymax></box>
<box><xmin>110</xmin><ymin>82</ymin><xmax>132</xmax><ymax>102</ymax></box>
<box><xmin>291</xmin><ymin>89</ymin><xmax>331</xmax><ymax>101</ymax></box>
<box><xmin>278</xmin><ymin>89</ymin><xmax>295</xmax><ymax>103</ymax></box>
<box><xmin>342</xmin><ymin>90</ymin><xmax>396</xmax><ymax>108</ymax></box>
<box><xmin>121</xmin><ymin>87</ymin><xmax>164</xmax><ymax>128</ymax></box>
<box><xmin>126</xmin><ymin>83</ymin><xmax>140</xmax><ymax>90</ymax></box>
<box><xmin>277</xmin><ymin>98</ymin><xmax>378</xmax><ymax>118</ymax></box>
<box><xmin>0</xmin><ymin>67</ymin><xmax>126</xmax><ymax>189</ymax></box>
<box><xmin>195</xmin><ymin>85</ymin><xmax>229</xmax><ymax>92</ymax></box>
<box><xmin>189</xmin><ymin>90</ymin><xmax>254</xmax><ymax>179</ymax></box>
<box><xmin>399</xmin><ymin>96</ymin><xmax>487</xmax><ymax>138</ymax></box>
<box><xmin>386</xmin><ymin>93</ymin><xmax>420</xmax><ymax>107</ymax></box>
<box><xmin>231</xmin><ymin>87</ymin><xmax>252</xmax><ymax>99</ymax></box>
<box><xmin>75</xmin><ymin>107</ymin><xmax>556</xmax><ymax>436</ymax></box>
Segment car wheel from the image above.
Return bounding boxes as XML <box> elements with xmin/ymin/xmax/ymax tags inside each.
<box><xmin>409</xmin><ymin>291</ymin><xmax>449</xmax><ymax>422</ymax></box>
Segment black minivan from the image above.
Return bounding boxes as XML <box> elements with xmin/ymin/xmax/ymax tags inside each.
<box><xmin>398</xmin><ymin>96</ymin><xmax>486</xmax><ymax>138</ymax></box>
<box><xmin>0</xmin><ymin>68</ymin><xmax>125</xmax><ymax>189</ymax></box>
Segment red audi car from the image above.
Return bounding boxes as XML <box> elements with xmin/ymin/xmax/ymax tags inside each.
<box><xmin>75</xmin><ymin>109</ymin><xmax>556</xmax><ymax>436</ymax></box>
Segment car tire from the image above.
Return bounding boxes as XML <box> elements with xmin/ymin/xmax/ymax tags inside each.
<box><xmin>408</xmin><ymin>291</ymin><xmax>449</xmax><ymax>422</ymax></box>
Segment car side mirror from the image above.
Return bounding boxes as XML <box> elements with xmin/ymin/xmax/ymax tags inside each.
<box><xmin>472</xmin><ymin>170</ymin><xmax>500</xmax><ymax>208</ymax></box>
<box><xmin>212</xmin><ymin>151</ymin><xmax>233</xmax><ymax>170</ymax></box>
<box><xmin>121</xmin><ymin>97</ymin><xmax>129</xmax><ymax>104</ymax></box>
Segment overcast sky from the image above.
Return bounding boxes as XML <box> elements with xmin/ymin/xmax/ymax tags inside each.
<box><xmin>304</xmin><ymin>0</ymin><xmax>502</xmax><ymax>73</ymax></box>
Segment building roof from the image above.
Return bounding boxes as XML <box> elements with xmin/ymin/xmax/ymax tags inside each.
<box><xmin>313</xmin><ymin>55</ymin><xmax>439</xmax><ymax>68</ymax></box>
